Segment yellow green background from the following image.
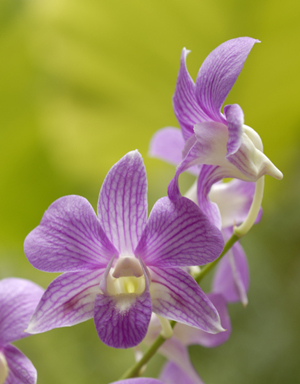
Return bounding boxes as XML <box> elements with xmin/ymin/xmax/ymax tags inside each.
<box><xmin>0</xmin><ymin>0</ymin><xmax>299</xmax><ymax>383</ymax></box>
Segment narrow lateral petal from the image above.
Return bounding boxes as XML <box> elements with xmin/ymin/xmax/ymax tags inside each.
<box><xmin>224</xmin><ymin>103</ymin><xmax>244</xmax><ymax>155</ymax></box>
<box><xmin>173</xmin><ymin>48</ymin><xmax>210</xmax><ymax>140</ymax></box>
<box><xmin>0</xmin><ymin>278</ymin><xmax>43</xmax><ymax>345</ymax></box>
<box><xmin>24</xmin><ymin>196</ymin><xmax>116</xmax><ymax>273</ymax></box>
<box><xmin>209</xmin><ymin>179</ymin><xmax>262</xmax><ymax>228</ymax></box>
<box><xmin>160</xmin><ymin>361</ymin><xmax>204</xmax><ymax>384</ymax></box>
<box><xmin>150</xmin><ymin>267</ymin><xmax>223</xmax><ymax>333</ymax></box>
<box><xmin>149</xmin><ymin>127</ymin><xmax>185</xmax><ymax>166</ymax></box>
<box><xmin>136</xmin><ymin>196</ymin><xmax>224</xmax><ymax>267</ymax></box>
<box><xmin>111</xmin><ymin>379</ymin><xmax>163</xmax><ymax>384</ymax></box>
<box><xmin>94</xmin><ymin>288</ymin><xmax>152</xmax><ymax>348</ymax></box>
<box><xmin>27</xmin><ymin>270</ymin><xmax>104</xmax><ymax>334</ymax></box>
<box><xmin>4</xmin><ymin>344</ymin><xmax>36</xmax><ymax>384</ymax></box>
<box><xmin>174</xmin><ymin>293</ymin><xmax>231</xmax><ymax>348</ymax></box>
<box><xmin>195</xmin><ymin>37</ymin><xmax>259</xmax><ymax>121</ymax></box>
<box><xmin>213</xmin><ymin>241</ymin><xmax>249</xmax><ymax>305</ymax></box>
<box><xmin>98</xmin><ymin>150</ymin><xmax>148</xmax><ymax>255</ymax></box>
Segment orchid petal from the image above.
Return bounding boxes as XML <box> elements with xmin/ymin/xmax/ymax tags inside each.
<box><xmin>136</xmin><ymin>196</ymin><xmax>224</xmax><ymax>267</ymax></box>
<box><xmin>224</xmin><ymin>103</ymin><xmax>244</xmax><ymax>155</ymax></box>
<box><xmin>98</xmin><ymin>150</ymin><xmax>148</xmax><ymax>255</ymax></box>
<box><xmin>173</xmin><ymin>48</ymin><xmax>210</xmax><ymax>140</ymax></box>
<box><xmin>94</xmin><ymin>288</ymin><xmax>152</xmax><ymax>348</ymax></box>
<box><xmin>24</xmin><ymin>196</ymin><xmax>116</xmax><ymax>273</ymax></box>
<box><xmin>174</xmin><ymin>293</ymin><xmax>231</xmax><ymax>348</ymax></box>
<box><xmin>160</xmin><ymin>361</ymin><xmax>204</xmax><ymax>384</ymax></box>
<box><xmin>149</xmin><ymin>127</ymin><xmax>185</xmax><ymax>166</ymax></box>
<box><xmin>159</xmin><ymin>338</ymin><xmax>204</xmax><ymax>384</ymax></box>
<box><xmin>195</xmin><ymin>37</ymin><xmax>259</xmax><ymax>121</ymax></box>
<box><xmin>4</xmin><ymin>345</ymin><xmax>36</xmax><ymax>384</ymax></box>
<box><xmin>150</xmin><ymin>267</ymin><xmax>223</xmax><ymax>333</ymax></box>
<box><xmin>111</xmin><ymin>379</ymin><xmax>163</xmax><ymax>384</ymax></box>
<box><xmin>0</xmin><ymin>278</ymin><xmax>43</xmax><ymax>344</ymax></box>
<box><xmin>213</xmin><ymin>241</ymin><xmax>249</xmax><ymax>305</ymax></box>
<box><xmin>209</xmin><ymin>179</ymin><xmax>262</xmax><ymax>228</ymax></box>
<box><xmin>27</xmin><ymin>270</ymin><xmax>104</xmax><ymax>334</ymax></box>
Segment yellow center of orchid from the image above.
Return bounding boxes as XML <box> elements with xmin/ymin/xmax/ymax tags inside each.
<box><xmin>0</xmin><ymin>352</ymin><xmax>8</xmax><ymax>384</ymax></box>
<box><xmin>106</xmin><ymin>257</ymin><xmax>146</xmax><ymax>296</ymax></box>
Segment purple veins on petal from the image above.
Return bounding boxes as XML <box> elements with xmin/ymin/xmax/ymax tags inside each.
<box><xmin>94</xmin><ymin>287</ymin><xmax>152</xmax><ymax>348</ymax></box>
<box><xmin>136</xmin><ymin>196</ymin><xmax>224</xmax><ymax>267</ymax></box>
<box><xmin>3</xmin><ymin>344</ymin><xmax>37</xmax><ymax>384</ymax></box>
<box><xmin>150</xmin><ymin>267</ymin><xmax>223</xmax><ymax>334</ymax></box>
<box><xmin>27</xmin><ymin>269</ymin><xmax>105</xmax><ymax>334</ymax></box>
<box><xmin>97</xmin><ymin>150</ymin><xmax>148</xmax><ymax>255</ymax></box>
<box><xmin>24</xmin><ymin>195</ymin><xmax>117</xmax><ymax>273</ymax></box>
<box><xmin>195</xmin><ymin>37</ymin><xmax>259</xmax><ymax>121</ymax></box>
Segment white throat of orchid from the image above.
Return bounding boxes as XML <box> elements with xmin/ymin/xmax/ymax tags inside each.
<box><xmin>0</xmin><ymin>352</ymin><xmax>8</xmax><ymax>384</ymax></box>
<box><xmin>106</xmin><ymin>256</ymin><xmax>146</xmax><ymax>296</ymax></box>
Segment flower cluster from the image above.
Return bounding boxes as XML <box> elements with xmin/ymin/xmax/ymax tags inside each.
<box><xmin>0</xmin><ymin>37</ymin><xmax>282</xmax><ymax>384</ymax></box>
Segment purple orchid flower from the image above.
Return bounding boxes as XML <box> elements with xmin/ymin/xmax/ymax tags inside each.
<box><xmin>24</xmin><ymin>151</ymin><xmax>225</xmax><ymax>349</ymax></box>
<box><xmin>150</xmin><ymin>37</ymin><xmax>282</xmax><ymax>228</ymax></box>
<box><xmin>0</xmin><ymin>278</ymin><xmax>44</xmax><ymax>384</ymax></box>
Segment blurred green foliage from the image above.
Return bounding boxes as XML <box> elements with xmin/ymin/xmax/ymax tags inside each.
<box><xmin>0</xmin><ymin>0</ymin><xmax>299</xmax><ymax>383</ymax></box>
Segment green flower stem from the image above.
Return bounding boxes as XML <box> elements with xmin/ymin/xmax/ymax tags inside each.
<box><xmin>119</xmin><ymin>321</ymin><xmax>176</xmax><ymax>380</ymax></box>
<box><xmin>194</xmin><ymin>233</ymin><xmax>240</xmax><ymax>284</ymax></box>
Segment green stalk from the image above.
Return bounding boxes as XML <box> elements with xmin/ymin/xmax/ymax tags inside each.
<box><xmin>119</xmin><ymin>321</ymin><xmax>176</xmax><ymax>380</ymax></box>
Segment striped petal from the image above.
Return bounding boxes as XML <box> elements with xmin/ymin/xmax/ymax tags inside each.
<box><xmin>195</xmin><ymin>37</ymin><xmax>259</xmax><ymax>122</ymax></box>
<box><xmin>136</xmin><ymin>196</ymin><xmax>224</xmax><ymax>267</ymax></box>
<box><xmin>173</xmin><ymin>48</ymin><xmax>210</xmax><ymax>140</ymax></box>
<box><xmin>150</xmin><ymin>267</ymin><xmax>223</xmax><ymax>334</ymax></box>
<box><xmin>24</xmin><ymin>196</ymin><xmax>116</xmax><ymax>273</ymax></box>
<box><xmin>97</xmin><ymin>150</ymin><xmax>148</xmax><ymax>255</ymax></box>
<box><xmin>4</xmin><ymin>345</ymin><xmax>36</xmax><ymax>384</ymax></box>
<box><xmin>27</xmin><ymin>270</ymin><xmax>104</xmax><ymax>334</ymax></box>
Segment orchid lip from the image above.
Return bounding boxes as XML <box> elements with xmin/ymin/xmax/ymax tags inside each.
<box><xmin>106</xmin><ymin>256</ymin><xmax>146</xmax><ymax>296</ymax></box>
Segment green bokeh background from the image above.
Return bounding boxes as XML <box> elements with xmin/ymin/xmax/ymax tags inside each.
<box><xmin>1</xmin><ymin>0</ymin><xmax>299</xmax><ymax>383</ymax></box>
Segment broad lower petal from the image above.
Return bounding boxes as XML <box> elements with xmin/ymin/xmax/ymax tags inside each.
<box><xmin>27</xmin><ymin>270</ymin><xmax>104</xmax><ymax>334</ymax></box>
<box><xmin>173</xmin><ymin>48</ymin><xmax>210</xmax><ymax>140</ymax></box>
<box><xmin>97</xmin><ymin>150</ymin><xmax>148</xmax><ymax>255</ymax></box>
<box><xmin>4</xmin><ymin>344</ymin><xmax>36</xmax><ymax>384</ymax></box>
<box><xmin>174</xmin><ymin>293</ymin><xmax>231</xmax><ymax>348</ymax></box>
<box><xmin>94</xmin><ymin>288</ymin><xmax>152</xmax><ymax>348</ymax></box>
<box><xmin>160</xmin><ymin>361</ymin><xmax>204</xmax><ymax>384</ymax></box>
<box><xmin>150</xmin><ymin>267</ymin><xmax>223</xmax><ymax>333</ymax></box>
<box><xmin>136</xmin><ymin>196</ymin><xmax>224</xmax><ymax>267</ymax></box>
<box><xmin>213</xmin><ymin>241</ymin><xmax>249</xmax><ymax>305</ymax></box>
<box><xmin>0</xmin><ymin>278</ymin><xmax>43</xmax><ymax>344</ymax></box>
<box><xmin>195</xmin><ymin>37</ymin><xmax>259</xmax><ymax>122</ymax></box>
<box><xmin>24</xmin><ymin>196</ymin><xmax>116</xmax><ymax>273</ymax></box>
